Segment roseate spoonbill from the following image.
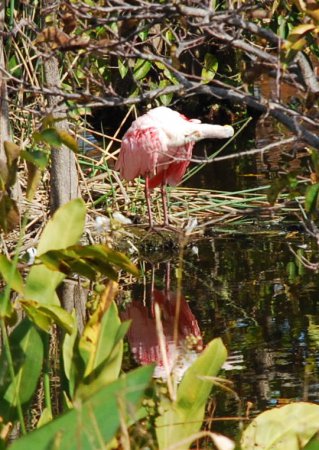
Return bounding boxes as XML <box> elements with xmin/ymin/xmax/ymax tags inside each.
<box><xmin>115</xmin><ymin>106</ymin><xmax>234</xmax><ymax>227</ymax></box>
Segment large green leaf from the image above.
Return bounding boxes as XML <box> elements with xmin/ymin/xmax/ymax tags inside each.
<box><xmin>39</xmin><ymin>244</ymin><xmax>139</xmax><ymax>281</ymax></box>
<box><xmin>37</xmin><ymin>198</ymin><xmax>86</xmax><ymax>255</ymax></box>
<box><xmin>0</xmin><ymin>318</ymin><xmax>44</xmax><ymax>422</ymax></box>
<box><xmin>25</xmin><ymin>199</ymin><xmax>86</xmax><ymax>305</ymax></box>
<box><xmin>75</xmin><ymin>290</ymin><xmax>128</xmax><ymax>399</ymax></box>
<box><xmin>156</xmin><ymin>338</ymin><xmax>227</xmax><ymax>450</ymax></box>
<box><xmin>9</xmin><ymin>365</ymin><xmax>154</xmax><ymax>450</ymax></box>
<box><xmin>241</xmin><ymin>402</ymin><xmax>319</xmax><ymax>450</ymax></box>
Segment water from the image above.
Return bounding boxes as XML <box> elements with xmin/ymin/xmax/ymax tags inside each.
<box><xmin>118</xmin><ymin>231</ymin><xmax>319</xmax><ymax>439</ymax></box>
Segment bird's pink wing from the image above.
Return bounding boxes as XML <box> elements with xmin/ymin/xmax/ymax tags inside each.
<box><xmin>148</xmin><ymin>143</ymin><xmax>194</xmax><ymax>188</ymax></box>
<box><xmin>116</xmin><ymin>127</ymin><xmax>166</xmax><ymax>181</ymax></box>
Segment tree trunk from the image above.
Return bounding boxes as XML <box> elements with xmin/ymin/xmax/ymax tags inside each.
<box><xmin>42</xmin><ymin>0</ymin><xmax>83</xmax><ymax>324</ymax></box>
<box><xmin>43</xmin><ymin>55</ymin><xmax>79</xmax><ymax>212</ymax></box>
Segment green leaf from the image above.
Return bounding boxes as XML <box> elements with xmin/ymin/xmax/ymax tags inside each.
<box><xmin>62</xmin><ymin>310</ymin><xmax>78</xmax><ymax>386</ymax></box>
<box><xmin>20</xmin><ymin>300</ymin><xmax>74</xmax><ymax>334</ymax></box>
<box><xmin>38</xmin><ymin>304</ymin><xmax>74</xmax><ymax>334</ymax></box>
<box><xmin>0</xmin><ymin>318</ymin><xmax>44</xmax><ymax>422</ymax></box>
<box><xmin>159</xmin><ymin>79</ymin><xmax>173</xmax><ymax>106</ymax></box>
<box><xmin>133</xmin><ymin>58</ymin><xmax>152</xmax><ymax>81</ymax></box>
<box><xmin>37</xmin><ymin>407</ymin><xmax>53</xmax><ymax>428</ymax></box>
<box><xmin>39</xmin><ymin>198</ymin><xmax>86</xmax><ymax>255</ymax></box>
<box><xmin>39</xmin><ymin>244</ymin><xmax>139</xmax><ymax>281</ymax></box>
<box><xmin>241</xmin><ymin>402</ymin><xmax>319</xmax><ymax>450</ymax></box>
<box><xmin>20</xmin><ymin>301</ymin><xmax>52</xmax><ymax>332</ymax></box>
<box><xmin>78</xmin><ymin>291</ymin><xmax>121</xmax><ymax>362</ymax></box>
<box><xmin>304</xmin><ymin>433</ymin><xmax>319</xmax><ymax>450</ymax></box>
<box><xmin>57</xmin><ymin>130</ymin><xmax>79</xmax><ymax>153</ymax></box>
<box><xmin>76</xmin><ymin>320</ymin><xmax>130</xmax><ymax>400</ymax></box>
<box><xmin>38</xmin><ymin>128</ymin><xmax>63</xmax><ymax>147</ymax></box>
<box><xmin>118</xmin><ymin>58</ymin><xmax>128</xmax><ymax>78</ymax></box>
<box><xmin>25</xmin><ymin>199</ymin><xmax>86</xmax><ymax>305</ymax></box>
<box><xmin>26</xmin><ymin>162</ymin><xmax>42</xmax><ymax>201</ymax></box>
<box><xmin>305</xmin><ymin>183</ymin><xmax>319</xmax><ymax>213</ymax></box>
<box><xmin>156</xmin><ymin>338</ymin><xmax>227</xmax><ymax>450</ymax></box>
<box><xmin>0</xmin><ymin>254</ymin><xmax>24</xmax><ymax>294</ymax></box>
<box><xmin>20</xmin><ymin>149</ymin><xmax>49</xmax><ymax>170</ymax></box>
<box><xmin>9</xmin><ymin>365</ymin><xmax>154</xmax><ymax>450</ymax></box>
<box><xmin>201</xmin><ymin>53</ymin><xmax>218</xmax><ymax>83</ymax></box>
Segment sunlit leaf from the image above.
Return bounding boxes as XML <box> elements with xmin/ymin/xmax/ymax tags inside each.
<box><xmin>201</xmin><ymin>53</ymin><xmax>218</xmax><ymax>83</ymax></box>
<box><xmin>21</xmin><ymin>300</ymin><xmax>74</xmax><ymax>334</ymax></box>
<box><xmin>9</xmin><ymin>365</ymin><xmax>154</xmax><ymax>450</ymax></box>
<box><xmin>0</xmin><ymin>254</ymin><xmax>24</xmax><ymax>294</ymax></box>
<box><xmin>156</xmin><ymin>338</ymin><xmax>227</xmax><ymax>450</ymax></box>
<box><xmin>74</xmin><ymin>285</ymin><xmax>130</xmax><ymax>399</ymax></box>
<box><xmin>284</xmin><ymin>24</ymin><xmax>316</xmax><ymax>51</ymax></box>
<box><xmin>38</xmin><ymin>128</ymin><xmax>63</xmax><ymax>147</ymax></box>
<box><xmin>241</xmin><ymin>402</ymin><xmax>319</xmax><ymax>450</ymax></box>
<box><xmin>20</xmin><ymin>301</ymin><xmax>52</xmax><ymax>332</ymax></box>
<box><xmin>118</xmin><ymin>58</ymin><xmax>128</xmax><ymax>78</ymax></box>
<box><xmin>159</xmin><ymin>80</ymin><xmax>173</xmax><ymax>106</ymax></box>
<box><xmin>25</xmin><ymin>199</ymin><xmax>86</xmax><ymax>305</ymax></box>
<box><xmin>293</xmin><ymin>0</ymin><xmax>307</xmax><ymax>12</ymax></box>
<box><xmin>57</xmin><ymin>130</ymin><xmax>79</xmax><ymax>153</ymax></box>
<box><xmin>305</xmin><ymin>183</ymin><xmax>319</xmax><ymax>213</ymax></box>
<box><xmin>26</xmin><ymin>162</ymin><xmax>42</xmax><ymax>201</ymax></box>
<box><xmin>133</xmin><ymin>58</ymin><xmax>152</xmax><ymax>81</ymax></box>
<box><xmin>0</xmin><ymin>318</ymin><xmax>44</xmax><ymax>422</ymax></box>
<box><xmin>62</xmin><ymin>310</ymin><xmax>78</xmax><ymax>395</ymax></box>
<box><xmin>39</xmin><ymin>244</ymin><xmax>139</xmax><ymax>281</ymax></box>
<box><xmin>37</xmin><ymin>406</ymin><xmax>53</xmax><ymax>428</ymax></box>
<box><xmin>306</xmin><ymin>9</ymin><xmax>319</xmax><ymax>22</ymax></box>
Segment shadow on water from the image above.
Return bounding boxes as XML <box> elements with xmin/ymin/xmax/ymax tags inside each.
<box><xmin>117</xmin><ymin>75</ymin><xmax>319</xmax><ymax>435</ymax></box>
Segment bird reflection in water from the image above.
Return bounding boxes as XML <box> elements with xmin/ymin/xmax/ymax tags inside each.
<box><xmin>120</xmin><ymin>262</ymin><xmax>203</xmax><ymax>380</ymax></box>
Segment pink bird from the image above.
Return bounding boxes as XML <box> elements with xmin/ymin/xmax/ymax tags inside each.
<box><xmin>116</xmin><ymin>106</ymin><xmax>234</xmax><ymax>227</ymax></box>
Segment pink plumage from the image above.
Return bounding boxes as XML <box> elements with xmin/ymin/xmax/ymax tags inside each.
<box><xmin>115</xmin><ymin>106</ymin><xmax>234</xmax><ymax>227</ymax></box>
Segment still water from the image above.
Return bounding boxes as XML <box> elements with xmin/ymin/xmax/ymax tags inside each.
<box><xmin>119</xmin><ymin>231</ymin><xmax>319</xmax><ymax>424</ymax></box>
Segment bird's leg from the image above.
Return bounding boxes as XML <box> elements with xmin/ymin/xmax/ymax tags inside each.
<box><xmin>161</xmin><ymin>184</ymin><xmax>169</xmax><ymax>226</ymax></box>
<box><xmin>145</xmin><ymin>176</ymin><xmax>154</xmax><ymax>228</ymax></box>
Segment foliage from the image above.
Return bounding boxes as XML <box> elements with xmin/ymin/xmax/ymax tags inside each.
<box><xmin>8</xmin><ymin>365</ymin><xmax>154</xmax><ymax>450</ymax></box>
<box><xmin>241</xmin><ymin>402</ymin><xmax>319</xmax><ymax>450</ymax></box>
<box><xmin>0</xmin><ymin>199</ymin><xmax>143</xmax><ymax>446</ymax></box>
<box><xmin>156</xmin><ymin>338</ymin><xmax>227</xmax><ymax>450</ymax></box>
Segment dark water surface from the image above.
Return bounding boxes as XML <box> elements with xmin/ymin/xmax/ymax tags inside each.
<box><xmin>120</xmin><ymin>232</ymin><xmax>319</xmax><ymax>428</ymax></box>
